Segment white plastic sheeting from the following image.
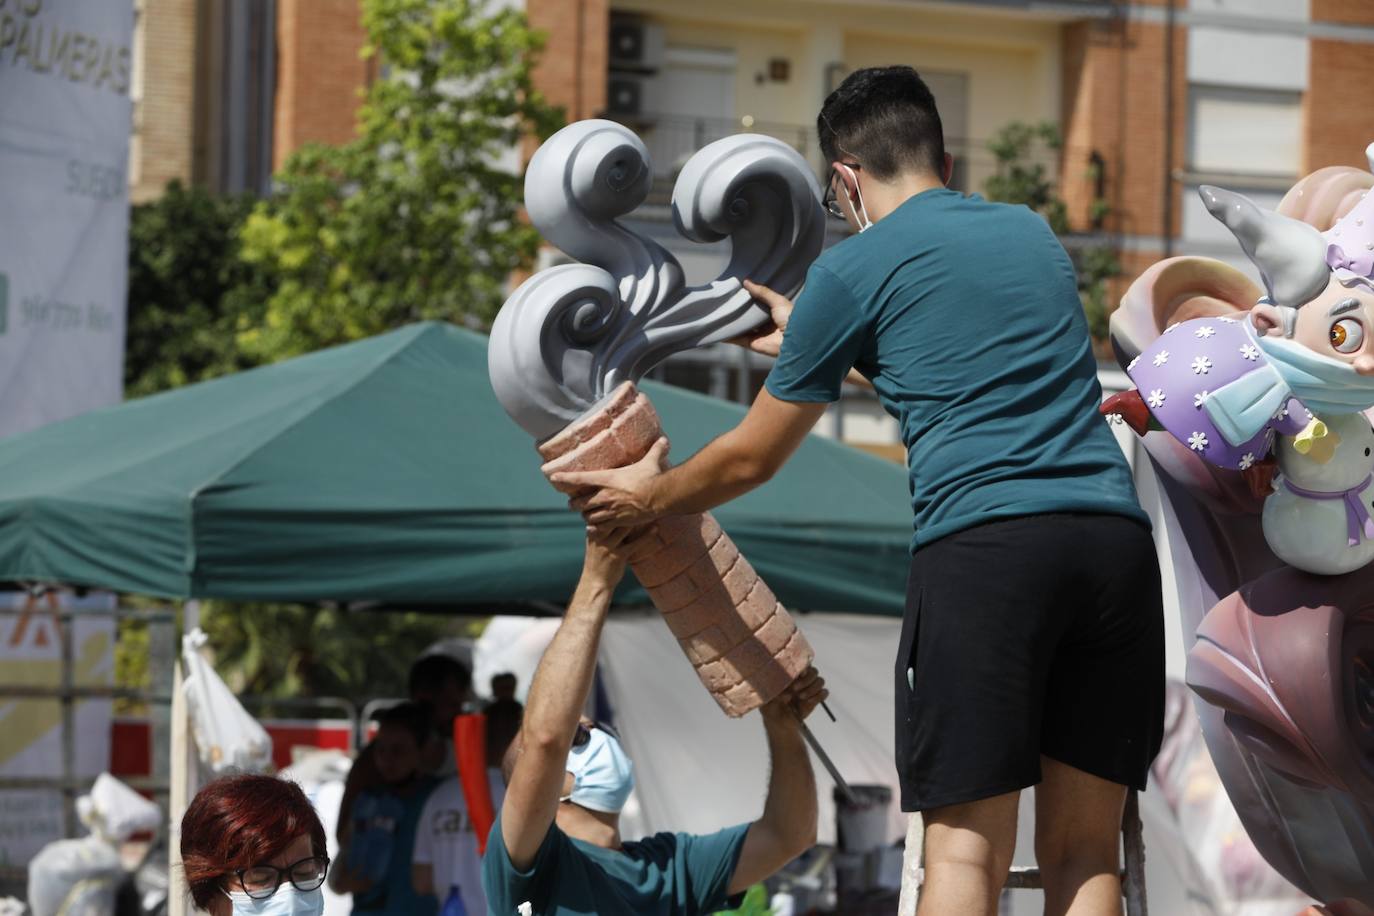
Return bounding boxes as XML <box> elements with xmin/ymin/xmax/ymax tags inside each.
<box><xmin>26</xmin><ymin>772</ymin><xmax>156</xmax><ymax>916</ymax></box>
<box><xmin>598</xmin><ymin>612</ymin><xmax>905</xmax><ymax>847</ymax></box>
<box><xmin>76</xmin><ymin>772</ymin><xmax>160</xmax><ymax>843</ymax></box>
<box><xmin>477</xmin><ymin>612</ymin><xmax>1316</xmax><ymax>912</ymax></box>
<box><xmin>181</xmin><ymin>628</ymin><xmax>273</xmax><ymax>775</ymax></box>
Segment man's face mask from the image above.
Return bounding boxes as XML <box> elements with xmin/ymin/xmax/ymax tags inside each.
<box><xmin>561</xmin><ymin>722</ymin><xmax>634</xmax><ymax>813</ymax></box>
<box><xmin>835</xmin><ymin>163</ymin><xmax>872</xmax><ymax>232</ymax></box>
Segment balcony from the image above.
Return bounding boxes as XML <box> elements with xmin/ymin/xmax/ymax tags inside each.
<box><xmin>611</xmin><ymin>113</ymin><xmax>1059</xmax><ymax>211</ymax></box>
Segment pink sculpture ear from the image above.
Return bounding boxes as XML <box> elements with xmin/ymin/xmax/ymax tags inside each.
<box><xmin>1110</xmin><ymin>257</ymin><xmax>1262</xmax><ymax>361</ymax></box>
<box><xmin>1278</xmin><ymin>166</ymin><xmax>1374</xmax><ymax>230</ymax></box>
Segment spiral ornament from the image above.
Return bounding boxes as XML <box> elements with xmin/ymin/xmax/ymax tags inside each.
<box><xmin>489</xmin><ymin>119</ymin><xmax>826</xmax><ymax>441</ymax></box>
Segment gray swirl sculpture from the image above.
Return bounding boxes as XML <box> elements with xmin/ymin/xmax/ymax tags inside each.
<box><xmin>489</xmin><ymin>119</ymin><xmax>826</xmax><ymax>440</ymax></box>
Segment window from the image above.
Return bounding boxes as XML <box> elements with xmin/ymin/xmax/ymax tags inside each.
<box><xmin>1188</xmin><ymin>86</ymin><xmax>1302</xmax><ymax>177</ymax></box>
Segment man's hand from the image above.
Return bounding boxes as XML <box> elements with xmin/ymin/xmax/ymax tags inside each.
<box><xmin>553</xmin><ymin>437</ymin><xmax>671</xmax><ymax>529</ymax></box>
<box><xmin>582</xmin><ymin>523</ymin><xmax>645</xmax><ymax>586</ymax></box>
<box><xmin>760</xmin><ymin>666</ymin><xmax>828</xmax><ymax>726</ymax></box>
<box><xmin>728</xmin><ymin>279</ymin><xmax>794</xmax><ymax>358</ymax></box>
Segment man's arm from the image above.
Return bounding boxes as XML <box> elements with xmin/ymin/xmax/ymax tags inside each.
<box><xmin>327</xmin><ymin>823</ymin><xmax>374</xmax><ymax>896</ymax></box>
<box><xmin>335</xmin><ymin>742</ymin><xmax>378</xmax><ymax>845</ymax></box>
<box><xmin>733</xmin><ymin>280</ymin><xmax>871</xmax><ymax>390</ymax></box>
<box><xmin>555</xmin><ymin>388</ymin><xmax>826</xmax><ymax>529</ymax></box>
<box><xmin>498</xmin><ymin>532</ymin><xmax>632</xmax><ymax>869</ymax></box>
<box><xmin>727</xmin><ymin>667</ymin><xmax>828</xmax><ymax>894</ymax></box>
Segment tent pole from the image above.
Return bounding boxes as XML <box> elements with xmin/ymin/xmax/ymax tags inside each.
<box><xmin>167</xmin><ymin>599</ymin><xmax>199</xmax><ymax>916</ymax></box>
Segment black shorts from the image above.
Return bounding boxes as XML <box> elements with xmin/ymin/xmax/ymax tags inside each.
<box><xmin>895</xmin><ymin>512</ymin><xmax>1165</xmax><ymax>812</ymax></box>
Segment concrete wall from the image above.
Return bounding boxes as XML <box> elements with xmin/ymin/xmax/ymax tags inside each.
<box><xmin>128</xmin><ymin>0</ymin><xmax>199</xmax><ymax>203</ymax></box>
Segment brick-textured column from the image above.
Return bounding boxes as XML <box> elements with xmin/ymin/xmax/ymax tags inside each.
<box><xmin>540</xmin><ymin>382</ymin><xmax>814</xmax><ymax>717</ymax></box>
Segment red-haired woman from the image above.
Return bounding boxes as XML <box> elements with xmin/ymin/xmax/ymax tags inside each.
<box><xmin>181</xmin><ymin>774</ymin><xmax>329</xmax><ymax>915</ymax></box>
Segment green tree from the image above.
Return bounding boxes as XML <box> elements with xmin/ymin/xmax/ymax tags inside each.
<box><xmin>124</xmin><ymin>181</ymin><xmax>273</xmax><ymax>397</ymax></box>
<box><xmin>983</xmin><ymin>121</ymin><xmax>1120</xmax><ymax>342</ymax></box>
<box><xmin>237</xmin><ymin>0</ymin><xmax>563</xmax><ymax>362</ymax></box>
<box><xmin>199</xmin><ymin>602</ymin><xmax>469</xmax><ymax>706</ymax></box>
<box><xmin>118</xmin><ymin>0</ymin><xmax>564</xmax><ymax>705</ymax></box>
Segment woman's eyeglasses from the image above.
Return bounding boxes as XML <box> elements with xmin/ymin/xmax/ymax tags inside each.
<box><xmin>822</xmin><ymin>162</ymin><xmax>862</xmax><ymax>221</ymax></box>
<box><xmin>233</xmin><ymin>855</ymin><xmax>330</xmax><ymax>900</ymax></box>
<box><xmin>572</xmin><ymin>720</ymin><xmax>621</xmax><ymax>748</ymax></box>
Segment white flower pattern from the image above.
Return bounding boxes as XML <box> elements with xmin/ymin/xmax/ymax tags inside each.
<box><xmin>1191</xmin><ymin>356</ymin><xmax>1212</xmax><ymax>375</ymax></box>
<box><xmin>1238</xmin><ymin>453</ymin><xmax>1255</xmax><ymax>470</ymax></box>
<box><xmin>1194</xmin><ymin>326</ymin><xmax>1216</xmax><ymax>339</ymax></box>
<box><xmin>1240</xmin><ymin>344</ymin><xmax>1260</xmax><ymax>361</ymax></box>
<box><xmin>1188</xmin><ymin>431</ymin><xmax>1209</xmax><ymax>451</ymax></box>
<box><xmin>1194</xmin><ymin>390</ymin><xmax>1209</xmax><ymax>408</ymax></box>
<box><xmin>1218</xmin><ymin>316</ymin><xmax>1238</xmax><ymax>324</ymax></box>
<box><xmin>1153</xmin><ymin>350</ymin><xmax>1170</xmax><ymax>367</ymax></box>
<box><xmin>1147</xmin><ymin>389</ymin><xmax>1166</xmax><ymax>409</ymax></box>
<box><xmin>1127</xmin><ymin>355</ymin><xmax>1141</xmax><ymax>372</ymax></box>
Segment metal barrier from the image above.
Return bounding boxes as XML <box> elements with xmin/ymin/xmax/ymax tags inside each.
<box><xmin>0</xmin><ymin>603</ymin><xmax>177</xmax><ymax>840</ymax></box>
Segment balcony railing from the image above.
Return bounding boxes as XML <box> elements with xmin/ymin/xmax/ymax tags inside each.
<box><xmin>614</xmin><ymin>113</ymin><xmax>1059</xmax><ymax>205</ymax></box>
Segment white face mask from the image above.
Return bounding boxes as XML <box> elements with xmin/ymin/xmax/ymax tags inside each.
<box><xmin>837</xmin><ymin>163</ymin><xmax>873</xmax><ymax>232</ymax></box>
<box><xmin>223</xmin><ymin>885</ymin><xmax>325</xmax><ymax>916</ymax></box>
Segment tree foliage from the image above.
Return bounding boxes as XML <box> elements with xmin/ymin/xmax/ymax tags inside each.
<box><xmin>236</xmin><ymin>0</ymin><xmax>563</xmax><ymax>362</ymax></box>
<box><xmin>983</xmin><ymin>121</ymin><xmax>1120</xmax><ymax>341</ymax></box>
<box><xmin>124</xmin><ymin>181</ymin><xmax>271</xmax><ymax>397</ymax></box>
<box><xmin>199</xmin><ymin>602</ymin><xmax>469</xmax><ymax>705</ymax></box>
<box><xmin>119</xmin><ymin>0</ymin><xmax>560</xmax><ymax>704</ymax></box>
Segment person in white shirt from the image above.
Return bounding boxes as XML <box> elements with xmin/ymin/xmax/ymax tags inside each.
<box><xmin>411</xmin><ymin>667</ymin><xmax>522</xmax><ymax>913</ymax></box>
<box><xmin>412</xmin><ymin>769</ymin><xmax>508</xmax><ymax>912</ymax></box>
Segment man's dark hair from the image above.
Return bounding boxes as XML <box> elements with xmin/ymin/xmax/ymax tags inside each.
<box><xmin>407</xmin><ymin>652</ymin><xmax>471</xmax><ymax>699</ymax></box>
<box><xmin>374</xmin><ymin>700</ymin><xmax>433</xmax><ymax>747</ymax></box>
<box><xmin>818</xmin><ymin>66</ymin><xmax>945</xmax><ymax>181</ymax></box>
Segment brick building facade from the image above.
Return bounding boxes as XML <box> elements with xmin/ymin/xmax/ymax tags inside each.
<box><xmin>127</xmin><ymin>0</ymin><xmax>1374</xmax><ymax>445</ymax></box>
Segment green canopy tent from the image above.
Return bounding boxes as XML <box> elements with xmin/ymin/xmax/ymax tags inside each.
<box><xmin>0</xmin><ymin>322</ymin><xmax>912</xmax><ymax>614</ymax></box>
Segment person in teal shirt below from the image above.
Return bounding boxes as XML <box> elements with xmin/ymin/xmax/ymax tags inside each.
<box><xmin>554</xmin><ymin>66</ymin><xmax>1165</xmax><ymax>916</ymax></box>
<box><xmin>331</xmin><ymin>701</ymin><xmax>440</xmax><ymax>916</ymax></box>
<box><xmin>481</xmin><ymin>531</ymin><xmax>829</xmax><ymax>916</ymax></box>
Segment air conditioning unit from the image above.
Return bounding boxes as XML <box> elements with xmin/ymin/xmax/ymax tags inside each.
<box><xmin>606</xmin><ymin>71</ymin><xmax>660</xmax><ymax>122</ymax></box>
<box><xmin>608</xmin><ymin>14</ymin><xmax>664</xmax><ymax>72</ymax></box>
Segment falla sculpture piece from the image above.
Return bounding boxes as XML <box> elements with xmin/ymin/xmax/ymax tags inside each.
<box><xmin>488</xmin><ymin>119</ymin><xmax>826</xmax><ymax>716</ymax></box>
<box><xmin>1106</xmin><ymin>144</ymin><xmax>1374</xmax><ymax>907</ymax></box>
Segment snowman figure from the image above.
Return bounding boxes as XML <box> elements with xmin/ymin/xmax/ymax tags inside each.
<box><xmin>1264</xmin><ymin>411</ymin><xmax>1374</xmax><ymax>574</ymax></box>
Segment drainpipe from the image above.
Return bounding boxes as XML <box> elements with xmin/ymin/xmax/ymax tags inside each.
<box><xmin>1162</xmin><ymin>0</ymin><xmax>1177</xmax><ymax>257</ymax></box>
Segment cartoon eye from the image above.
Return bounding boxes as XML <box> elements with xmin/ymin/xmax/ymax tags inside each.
<box><xmin>1331</xmin><ymin>318</ymin><xmax>1365</xmax><ymax>353</ymax></box>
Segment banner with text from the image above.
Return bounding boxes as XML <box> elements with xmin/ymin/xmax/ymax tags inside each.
<box><xmin>0</xmin><ymin>0</ymin><xmax>132</xmax><ymax>438</ymax></box>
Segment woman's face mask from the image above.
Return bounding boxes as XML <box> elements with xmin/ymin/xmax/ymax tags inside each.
<box><xmin>223</xmin><ymin>885</ymin><xmax>324</xmax><ymax>916</ymax></box>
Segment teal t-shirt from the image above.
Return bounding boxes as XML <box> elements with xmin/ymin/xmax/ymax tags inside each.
<box><xmin>481</xmin><ymin>814</ymin><xmax>750</xmax><ymax>916</ymax></box>
<box><xmin>766</xmin><ymin>188</ymin><xmax>1148</xmax><ymax>550</ymax></box>
<box><xmin>350</xmin><ymin>779</ymin><xmax>439</xmax><ymax>916</ymax></box>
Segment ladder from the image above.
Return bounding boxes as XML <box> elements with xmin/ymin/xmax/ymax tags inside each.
<box><xmin>898</xmin><ymin>790</ymin><xmax>1148</xmax><ymax>915</ymax></box>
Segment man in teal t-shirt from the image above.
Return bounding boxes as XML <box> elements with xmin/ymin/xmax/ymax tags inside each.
<box><xmin>554</xmin><ymin>67</ymin><xmax>1164</xmax><ymax>916</ymax></box>
<box><xmin>482</xmin><ymin>531</ymin><xmax>829</xmax><ymax>916</ymax></box>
